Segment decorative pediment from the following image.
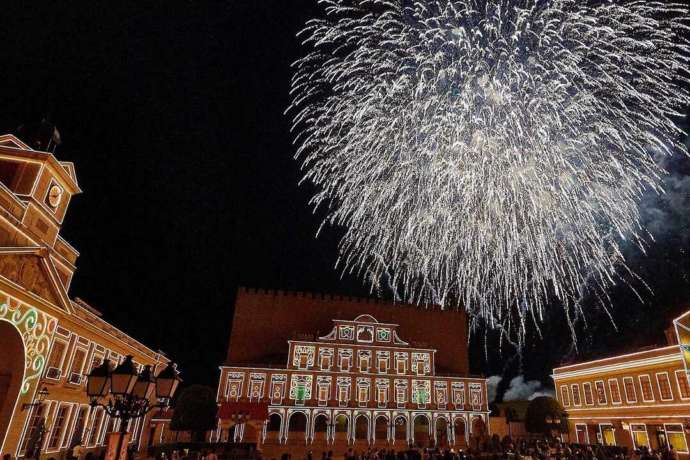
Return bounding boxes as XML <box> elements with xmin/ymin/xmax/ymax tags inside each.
<box><xmin>0</xmin><ymin>250</ymin><xmax>71</xmax><ymax>312</ymax></box>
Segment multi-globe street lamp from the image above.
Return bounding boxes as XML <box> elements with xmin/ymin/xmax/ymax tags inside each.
<box><xmin>86</xmin><ymin>355</ymin><xmax>181</xmax><ymax>460</ymax></box>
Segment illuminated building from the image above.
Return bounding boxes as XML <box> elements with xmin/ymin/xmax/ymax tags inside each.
<box><xmin>553</xmin><ymin>311</ymin><xmax>690</xmax><ymax>455</ymax></box>
<box><xmin>0</xmin><ymin>134</ymin><xmax>169</xmax><ymax>459</ymax></box>
<box><xmin>215</xmin><ymin>288</ymin><xmax>490</xmax><ymax>454</ymax></box>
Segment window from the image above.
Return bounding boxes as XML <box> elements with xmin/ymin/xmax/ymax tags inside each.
<box><xmin>378</xmin><ymin>387</ymin><xmax>387</xmax><ymax>406</ymax></box>
<box><xmin>318</xmin><ymin>384</ymin><xmax>329</xmax><ymax>405</ymax></box>
<box><xmin>583</xmin><ymin>382</ymin><xmax>594</xmax><ymax>405</ymax></box>
<box><xmin>639</xmin><ymin>375</ymin><xmax>654</xmax><ymax>402</ymax></box>
<box><xmin>67</xmin><ymin>407</ymin><xmax>89</xmax><ymax>448</ymax></box>
<box><xmin>358</xmin><ymin>386</ymin><xmax>369</xmax><ymax>406</ymax></box>
<box><xmin>359</xmin><ymin>355</ymin><xmax>370</xmax><ymax>373</ymax></box>
<box><xmin>69</xmin><ymin>348</ymin><xmax>87</xmax><ymax>385</ymax></box>
<box><xmin>595</xmin><ymin>381</ymin><xmax>607</xmax><ymax>405</ymax></box>
<box><xmin>666</xmin><ymin>424</ymin><xmax>689</xmax><ymax>453</ymax></box>
<box><xmin>396</xmin><ymin>386</ymin><xmax>407</xmax><ymax>405</ymax></box>
<box><xmin>87</xmin><ymin>354</ymin><xmax>103</xmax><ymax>376</ymax></box>
<box><xmin>396</xmin><ymin>356</ymin><xmax>407</xmax><ymax>374</ymax></box>
<box><xmin>378</xmin><ymin>358</ymin><xmax>388</xmax><ymax>373</ymax></box>
<box><xmin>46</xmin><ymin>340</ymin><xmax>67</xmax><ymax>379</ymax></box>
<box><xmin>340</xmin><ymin>353</ymin><xmax>351</xmax><ymax>372</ymax></box>
<box><xmin>657</xmin><ymin>373</ymin><xmax>673</xmax><ymax>401</ymax></box>
<box><xmin>87</xmin><ymin>408</ymin><xmax>104</xmax><ymax>446</ymax></box>
<box><xmin>631</xmin><ymin>424</ymin><xmax>649</xmax><ymax>449</ymax></box>
<box><xmin>295</xmin><ymin>383</ymin><xmax>306</xmax><ymax>405</ymax></box>
<box><xmin>571</xmin><ymin>384</ymin><xmax>582</xmax><ymax>406</ymax></box>
<box><xmin>21</xmin><ymin>403</ymin><xmax>47</xmax><ymax>453</ymax></box>
<box><xmin>624</xmin><ymin>377</ymin><xmax>637</xmax><ymax>403</ymax></box>
<box><xmin>560</xmin><ymin>385</ymin><xmax>570</xmax><ymax>406</ymax></box>
<box><xmin>575</xmin><ymin>424</ymin><xmax>588</xmax><ymax>444</ymax></box>
<box><xmin>600</xmin><ymin>424</ymin><xmax>616</xmax><ymax>446</ymax></box>
<box><xmin>338</xmin><ymin>385</ymin><xmax>349</xmax><ymax>406</ymax></box>
<box><xmin>48</xmin><ymin>405</ymin><xmax>70</xmax><ymax>449</ymax></box>
<box><xmin>676</xmin><ymin>370</ymin><xmax>690</xmax><ymax>399</ymax></box>
<box><xmin>320</xmin><ymin>354</ymin><xmax>331</xmax><ymax>370</ymax></box>
<box><xmin>609</xmin><ymin>379</ymin><xmax>622</xmax><ymax>404</ymax></box>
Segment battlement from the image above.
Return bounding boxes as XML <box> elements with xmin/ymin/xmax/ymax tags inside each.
<box><xmin>227</xmin><ymin>286</ymin><xmax>469</xmax><ymax>374</ymax></box>
<box><xmin>236</xmin><ymin>286</ymin><xmax>446</xmax><ymax>311</ymax></box>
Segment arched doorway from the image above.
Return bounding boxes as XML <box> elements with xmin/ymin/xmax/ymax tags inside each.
<box><xmin>471</xmin><ymin>416</ymin><xmax>487</xmax><ymax>449</ymax></box>
<box><xmin>374</xmin><ymin>416</ymin><xmax>388</xmax><ymax>445</ymax></box>
<box><xmin>334</xmin><ymin>414</ymin><xmax>349</xmax><ymax>445</ymax></box>
<box><xmin>454</xmin><ymin>418</ymin><xmax>466</xmax><ymax>447</ymax></box>
<box><xmin>0</xmin><ymin>321</ymin><xmax>24</xmax><ymax>452</ymax></box>
<box><xmin>394</xmin><ymin>416</ymin><xmax>407</xmax><ymax>444</ymax></box>
<box><xmin>313</xmin><ymin>413</ymin><xmax>329</xmax><ymax>444</ymax></box>
<box><xmin>413</xmin><ymin>414</ymin><xmax>430</xmax><ymax>447</ymax></box>
<box><xmin>435</xmin><ymin>417</ymin><xmax>449</xmax><ymax>448</ymax></box>
<box><xmin>265</xmin><ymin>413</ymin><xmax>282</xmax><ymax>444</ymax></box>
<box><xmin>287</xmin><ymin>412</ymin><xmax>308</xmax><ymax>444</ymax></box>
<box><xmin>354</xmin><ymin>415</ymin><xmax>369</xmax><ymax>445</ymax></box>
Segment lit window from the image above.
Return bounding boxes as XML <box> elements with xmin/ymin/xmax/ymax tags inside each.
<box><xmin>46</xmin><ymin>340</ymin><xmax>67</xmax><ymax>379</ymax></box>
<box><xmin>359</xmin><ymin>355</ymin><xmax>370</xmax><ymax>372</ymax></box>
<box><xmin>583</xmin><ymin>382</ymin><xmax>594</xmax><ymax>405</ymax></box>
<box><xmin>639</xmin><ymin>375</ymin><xmax>654</xmax><ymax>401</ymax></box>
<box><xmin>656</xmin><ymin>373</ymin><xmax>673</xmax><ymax>401</ymax></box>
<box><xmin>560</xmin><ymin>385</ymin><xmax>570</xmax><ymax>406</ymax></box>
<box><xmin>609</xmin><ymin>379</ymin><xmax>622</xmax><ymax>404</ymax></box>
<box><xmin>571</xmin><ymin>384</ymin><xmax>581</xmax><ymax>406</ymax></box>
<box><xmin>600</xmin><ymin>424</ymin><xmax>616</xmax><ymax>446</ymax></box>
<box><xmin>666</xmin><ymin>424</ymin><xmax>689</xmax><ymax>453</ymax></box>
<box><xmin>21</xmin><ymin>404</ymin><xmax>47</xmax><ymax>453</ymax></box>
<box><xmin>318</xmin><ymin>385</ymin><xmax>329</xmax><ymax>404</ymax></box>
<box><xmin>48</xmin><ymin>405</ymin><xmax>70</xmax><ymax>449</ymax></box>
<box><xmin>378</xmin><ymin>358</ymin><xmax>388</xmax><ymax>373</ymax></box>
<box><xmin>676</xmin><ymin>370</ymin><xmax>690</xmax><ymax>399</ymax></box>
<box><xmin>358</xmin><ymin>386</ymin><xmax>369</xmax><ymax>405</ymax></box>
<box><xmin>595</xmin><ymin>381</ymin><xmax>607</xmax><ymax>405</ymax></box>
<box><xmin>623</xmin><ymin>377</ymin><xmax>637</xmax><ymax>403</ymax></box>
<box><xmin>631</xmin><ymin>424</ymin><xmax>649</xmax><ymax>449</ymax></box>
<box><xmin>87</xmin><ymin>408</ymin><xmax>104</xmax><ymax>446</ymax></box>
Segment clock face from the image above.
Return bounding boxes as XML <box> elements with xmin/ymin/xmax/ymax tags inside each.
<box><xmin>47</xmin><ymin>184</ymin><xmax>63</xmax><ymax>208</ymax></box>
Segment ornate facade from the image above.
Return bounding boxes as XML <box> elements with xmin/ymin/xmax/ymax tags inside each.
<box><xmin>216</xmin><ymin>305</ymin><xmax>489</xmax><ymax>453</ymax></box>
<box><xmin>0</xmin><ymin>134</ymin><xmax>169</xmax><ymax>460</ymax></box>
<box><xmin>553</xmin><ymin>310</ymin><xmax>690</xmax><ymax>456</ymax></box>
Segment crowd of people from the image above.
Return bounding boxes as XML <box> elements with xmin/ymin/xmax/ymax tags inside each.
<box><xmin>261</xmin><ymin>436</ymin><xmax>681</xmax><ymax>460</ymax></box>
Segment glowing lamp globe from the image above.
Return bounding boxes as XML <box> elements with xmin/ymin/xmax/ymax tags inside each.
<box><xmin>86</xmin><ymin>361</ymin><xmax>111</xmax><ymax>399</ymax></box>
<box><xmin>132</xmin><ymin>365</ymin><xmax>155</xmax><ymax>400</ymax></box>
<box><xmin>110</xmin><ymin>355</ymin><xmax>138</xmax><ymax>396</ymax></box>
<box><xmin>155</xmin><ymin>363</ymin><xmax>181</xmax><ymax>400</ymax></box>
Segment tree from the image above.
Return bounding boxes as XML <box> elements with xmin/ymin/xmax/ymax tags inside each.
<box><xmin>170</xmin><ymin>385</ymin><xmax>218</xmax><ymax>442</ymax></box>
<box><xmin>524</xmin><ymin>396</ymin><xmax>567</xmax><ymax>436</ymax></box>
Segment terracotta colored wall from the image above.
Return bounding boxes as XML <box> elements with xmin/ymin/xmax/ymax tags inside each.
<box><xmin>225</xmin><ymin>287</ymin><xmax>470</xmax><ymax>375</ymax></box>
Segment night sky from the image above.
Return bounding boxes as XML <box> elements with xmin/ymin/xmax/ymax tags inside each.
<box><xmin>1</xmin><ymin>2</ymin><xmax>689</xmax><ymax>398</ymax></box>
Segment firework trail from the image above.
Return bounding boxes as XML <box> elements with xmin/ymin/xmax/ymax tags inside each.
<box><xmin>289</xmin><ymin>0</ymin><xmax>690</xmax><ymax>342</ymax></box>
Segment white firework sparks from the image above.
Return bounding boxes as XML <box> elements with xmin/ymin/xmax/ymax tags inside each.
<box><xmin>289</xmin><ymin>0</ymin><xmax>690</xmax><ymax>342</ymax></box>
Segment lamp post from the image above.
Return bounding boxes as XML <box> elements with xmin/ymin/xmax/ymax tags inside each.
<box><xmin>86</xmin><ymin>356</ymin><xmax>181</xmax><ymax>460</ymax></box>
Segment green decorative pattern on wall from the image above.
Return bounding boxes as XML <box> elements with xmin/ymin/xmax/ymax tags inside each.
<box><xmin>0</xmin><ymin>298</ymin><xmax>57</xmax><ymax>395</ymax></box>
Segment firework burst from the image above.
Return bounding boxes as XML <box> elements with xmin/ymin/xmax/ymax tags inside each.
<box><xmin>289</xmin><ymin>0</ymin><xmax>690</xmax><ymax>343</ymax></box>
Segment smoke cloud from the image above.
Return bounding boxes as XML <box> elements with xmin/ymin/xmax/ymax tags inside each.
<box><xmin>487</xmin><ymin>375</ymin><xmax>503</xmax><ymax>402</ymax></box>
<box><xmin>488</xmin><ymin>375</ymin><xmax>555</xmax><ymax>402</ymax></box>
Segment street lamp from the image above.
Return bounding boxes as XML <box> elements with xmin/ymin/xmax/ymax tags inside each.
<box><xmin>86</xmin><ymin>356</ymin><xmax>181</xmax><ymax>460</ymax></box>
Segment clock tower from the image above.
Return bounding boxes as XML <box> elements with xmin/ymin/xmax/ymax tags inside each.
<box><xmin>0</xmin><ymin>132</ymin><xmax>81</xmax><ymax>294</ymax></box>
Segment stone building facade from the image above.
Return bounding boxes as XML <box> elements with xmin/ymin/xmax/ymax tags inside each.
<box><xmin>216</xmin><ymin>289</ymin><xmax>489</xmax><ymax>453</ymax></box>
<box><xmin>0</xmin><ymin>134</ymin><xmax>169</xmax><ymax>460</ymax></box>
<box><xmin>552</xmin><ymin>310</ymin><xmax>690</xmax><ymax>456</ymax></box>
